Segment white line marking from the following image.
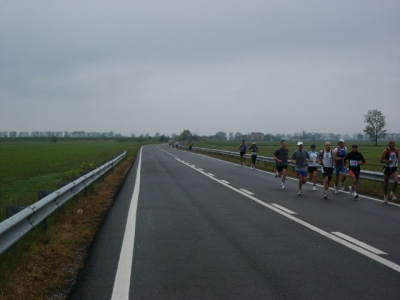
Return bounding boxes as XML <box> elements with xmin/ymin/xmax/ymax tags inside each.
<box><xmin>271</xmin><ymin>204</ymin><xmax>297</xmax><ymax>215</ymax></box>
<box><xmin>157</xmin><ymin>145</ymin><xmax>400</xmax><ymax>272</ymax></box>
<box><xmin>198</xmin><ymin>168</ymin><xmax>204</xmax><ymax>171</ymax></box>
<box><xmin>172</xmin><ymin>157</ymin><xmax>400</xmax><ymax>273</ymax></box>
<box><xmin>331</xmin><ymin>232</ymin><xmax>388</xmax><ymax>255</ymax></box>
<box><xmin>240</xmin><ymin>189</ymin><xmax>254</xmax><ymax>195</ymax></box>
<box><xmin>111</xmin><ymin>147</ymin><xmax>142</xmax><ymax>299</ymax></box>
<box><xmin>220</xmin><ymin>180</ymin><xmax>230</xmax><ymax>184</ymax></box>
<box><xmin>207</xmin><ymin>173</ymin><xmax>215</xmax><ymax>177</ymax></box>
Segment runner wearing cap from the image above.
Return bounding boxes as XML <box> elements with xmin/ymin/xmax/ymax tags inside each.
<box><xmin>344</xmin><ymin>145</ymin><xmax>366</xmax><ymax>200</ymax></box>
<box><xmin>292</xmin><ymin>142</ymin><xmax>310</xmax><ymax>195</ymax></box>
<box><xmin>308</xmin><ymin>144</ymin><xmax>319</xmax><ymax>191</ymax></box>
<box><xmin>248</xmin><ymin>142</ymin><xmax>259</xmax><ymax>169</ymax></box>
<box><xmin>333</xmin><ymin>139</ymin><xmax>348</xmax><ymax>193</ymax></box>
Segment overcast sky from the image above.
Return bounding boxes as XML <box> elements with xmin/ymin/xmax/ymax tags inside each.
<box><xmin>1</xmin><ymin>1</ymin><xmax>399</xmax><ymax>137</ymax></box>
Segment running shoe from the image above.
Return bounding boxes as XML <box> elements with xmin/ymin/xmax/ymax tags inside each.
<box><xmin>353</xmin><ymin>193</ymin><xmax>358</xmax><ymax>200</ymax></box>
<box><xmin>339</xmin><ymin>183</ymin><xmax>344</xmax><ymax>190</ymax></box>
<box><xmin>383</xmin><ymin>196</ymin><xmax>388</xmax><ymax>203</ymax></box>
<box><xmin>348</xmin><ymin>186</ymin><xmax>353</xmax><ymax>195</ymax></box>
<box><xmin>281</xmin><ymin>183</ymin><xmax>285</xmax><ymax>189</ymax></box>
<box><xmin>298</xmin><ymin>191</ymin><xmax>301</xmax><ymax>195</ymax></box>
<box><xmin>275</xmin><ymin>171</ymin><xmax>278</xmax><ymax>178</ymax></box>
<box><xmin>313</xmin><ymin>185</ymin><xmax>317</xmax><ymax>191</ymax></box>
<box><xmin>390</xmin><ymin>191</ymin><xmax>397</xmax><ymax>201</ymax></box>
<box><xmin>334</xmin><ymin>185</ymin><xmax>338</xmax><ymax>194</ymax></box>
<box><xmin>324</xmin><ymin>191</ymin><xmax>328</xmax><ymax>199</ymax></box>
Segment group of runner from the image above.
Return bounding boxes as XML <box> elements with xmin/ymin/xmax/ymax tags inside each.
<box><xmin>238</xmin><ymin>139</ymin><xmax>398</xmax><ymax>202</ymax></box>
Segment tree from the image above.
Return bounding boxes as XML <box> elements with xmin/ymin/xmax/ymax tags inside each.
<box><xmin>215</xmin><ymin>131</ymin><xmax>227</xmax><ymax>140</ymax></box>
<box><xmin>363</xmin><ymin>109</ymin><xmax>387</xmax><ymax>146</ymax></box>
<box><xmin>234</xmin><ymin>132</ymin><xmax>243</xmax><ymax>140</ymax></box>
<box><xmin>180</xmin><ymin>129</ymin><xmax>192</xmax><ymax>141</ymax></box>
<box><xmin>159</xmin><ymin>135</ymin><xmax>169</xmax><ymax>142</ymax></box>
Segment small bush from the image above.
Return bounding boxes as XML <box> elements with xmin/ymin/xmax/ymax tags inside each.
<box><xmin>50</xmin><ymin>136</ymin><xmax>58</xmax><ymax>143</ymax></box>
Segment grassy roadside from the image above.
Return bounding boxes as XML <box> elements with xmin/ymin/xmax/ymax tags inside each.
<box><xmin>0</xmin><ymin>139</ymin><xmax>139</xmax><ymax>222</ymax></box>
<box><xmin>0</xmin><ymin>155</ymin><xmax>135</xmax><ymax>300</ymax></box>
<box><xmin>0</xmin><ymin>139</ymin><xmax>148</xmax><ymax>299</ymax></box>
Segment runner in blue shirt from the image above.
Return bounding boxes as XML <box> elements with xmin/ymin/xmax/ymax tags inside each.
<box><xmin>333</xmin><ymin>139</ymin><xmax>348</xmax><ymax>193</ymax></box>
<box><xmin>292</xmin><ymin>142</ymin><xmax>310</xmax><ymax>195</ymax></box>
<box><xmin>238</xmin><ymin>140</ymin><xmax>247</xmax><ymax>166</ymax></box>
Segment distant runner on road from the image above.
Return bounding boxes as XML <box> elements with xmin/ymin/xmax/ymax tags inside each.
<box><xmin>238</xmin><ymin>139</ymin><xmax>247</xmax><ymax>166</ymax></box>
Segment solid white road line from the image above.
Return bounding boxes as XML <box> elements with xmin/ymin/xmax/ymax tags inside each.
<box><xmin>331</xmin><ymin>232</ymin><xmax>388</xmax><ymax>255</ymax></box>
<box><xmin>220</xmin><ymin>180</ymin><xmax>230</xmax><ymax>184</ymax></box>
<box><xmin>240</xmin><ymin>189</ymin><xmax>255</xmax><ymax>195</ymax></box>
<box><xmin>271</xmin><ymin>204</ymin><xmax>297</xmax><ymax>215</ymax></box>
<box><xmin>111</xmin><ymin>147</ymin><xmax>142</xmax><ymax>300</ymax></box>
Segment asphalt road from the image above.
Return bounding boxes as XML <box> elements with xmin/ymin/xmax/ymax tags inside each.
<box><xmin>69</xmin><ymin>144</ymin><xmax>400</xmax><ymax>300</ymax></box>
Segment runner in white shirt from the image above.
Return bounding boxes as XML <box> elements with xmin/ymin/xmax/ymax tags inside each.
<box><xmin>307</xmin><ymin>144</ymin><xmax>319</xmax><ymax>191</ymax></box>
<box><xmin>318</xmin><ymin>142</ymin><xmax>335</xmax><ymax>199</ymax></box>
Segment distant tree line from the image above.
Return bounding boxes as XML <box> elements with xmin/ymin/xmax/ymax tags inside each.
<box><xmin>2</xmin><ymin>110</ymin><xmax>397</xmax><ymax>144</ymax></box>
<box><xmin>0</xmin><ymin>131</ymin><xmax>124</xmax><ymax>138</ymax></box>
<box><xmin>172</xmin><ymin>110</ymin><xmax>398</xmax><ymax>144</ymax></box>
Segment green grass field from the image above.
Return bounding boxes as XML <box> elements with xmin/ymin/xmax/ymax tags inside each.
<box><xmin>0</xmin><ymin>139</ymin><xmax>145</xmax><ymax>222</ymax></box>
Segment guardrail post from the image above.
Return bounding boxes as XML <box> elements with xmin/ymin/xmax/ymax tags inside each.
<box><xmin>37</xmin><ymin>190</ymin><xmax>56</xmax><ymax>230</ymax></box>
<box><xmin>6</xmin><ymin>206</ymin><xmax>26</xmax><ymax>219</ymax></box>
<box><xmin>58</xmin><ymin>182</ymin><xmax>68</xmax><ymax>189</ymax></box>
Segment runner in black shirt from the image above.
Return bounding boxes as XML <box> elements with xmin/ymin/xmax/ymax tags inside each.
<box><xmin>344</xmin><ymin>145</ymin><xmax>366</xmax><ymax>200</ymax></box>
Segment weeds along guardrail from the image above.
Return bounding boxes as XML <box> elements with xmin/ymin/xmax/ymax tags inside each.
<box><xmin>0</xmin><ymin>151</ymin><xmax>126</xmax><ymax>255</ymax></box>
<box><xmin>189</xmin><ymin>147</ymin><xmax>396</xmax><ymax>184</ymax></box>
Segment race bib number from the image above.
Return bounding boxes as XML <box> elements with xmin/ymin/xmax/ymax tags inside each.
<box><xmin>350</xmin><ymin>160</ymin><xmax>358</xmax><ymax>167</ymax></box>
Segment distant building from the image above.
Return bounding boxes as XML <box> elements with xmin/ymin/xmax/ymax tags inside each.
<box><xmin>250</xmin><ymin>132</ymin><xmax>265</xmax><ymax>140</ymax></box>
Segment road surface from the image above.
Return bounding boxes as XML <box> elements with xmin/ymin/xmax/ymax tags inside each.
<box><xmin>69</xmin><ymin>144</ymin><xmax>400</xmax><ymax>300</ymax></box>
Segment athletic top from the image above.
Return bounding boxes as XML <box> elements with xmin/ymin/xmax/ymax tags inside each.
<box><xmin>344</xmin><ymin>152</ymin><xmax>366</xmax><ymax>172</ymax></box>
<box><xmin>274</xmin><ymin>147</ymin><xmax>289</xmax><ymax>166</ymax></box>
<box><xmin>292</xmin><ymin>150</ymin><xmax>310</xmax><ymax>172</ymax></box>
<box><xmin>308</xmin><ymin>151</ymin><xmax>319</xmax><ymax>167</ymax></box>
<box><xmin>385</xmin><ymin>148</ymin><xmax>398</xmax><ymax>168</ymax></box>
<box><xmin>239</xmin><ymin>144</ymin><xmax>247</xmax><ymax>153</ymax></box>
<box><xmin>333</xmin><ymin>146</ymin><xmax>347</xmax><ymax>167</ymax></box>
<box><xmin>320</xmin><ymin>150</ymin><xmax>334</xmax><ymax>168</ymax></box>
<box><xmin>249</xmin><ymin>145</ymin><xmax>258</xmax><ymax>155</ymax></box>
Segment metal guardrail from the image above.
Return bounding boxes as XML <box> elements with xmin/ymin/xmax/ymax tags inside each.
<box><xmin>0</xmin><ymin>151</ymin><xmax>126</xmax><ymax>255</ymax></box>
<box><xmin>190</xmin><ymin>147</ymin><xmax>396</xmax><ymax>183</ymax></box>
